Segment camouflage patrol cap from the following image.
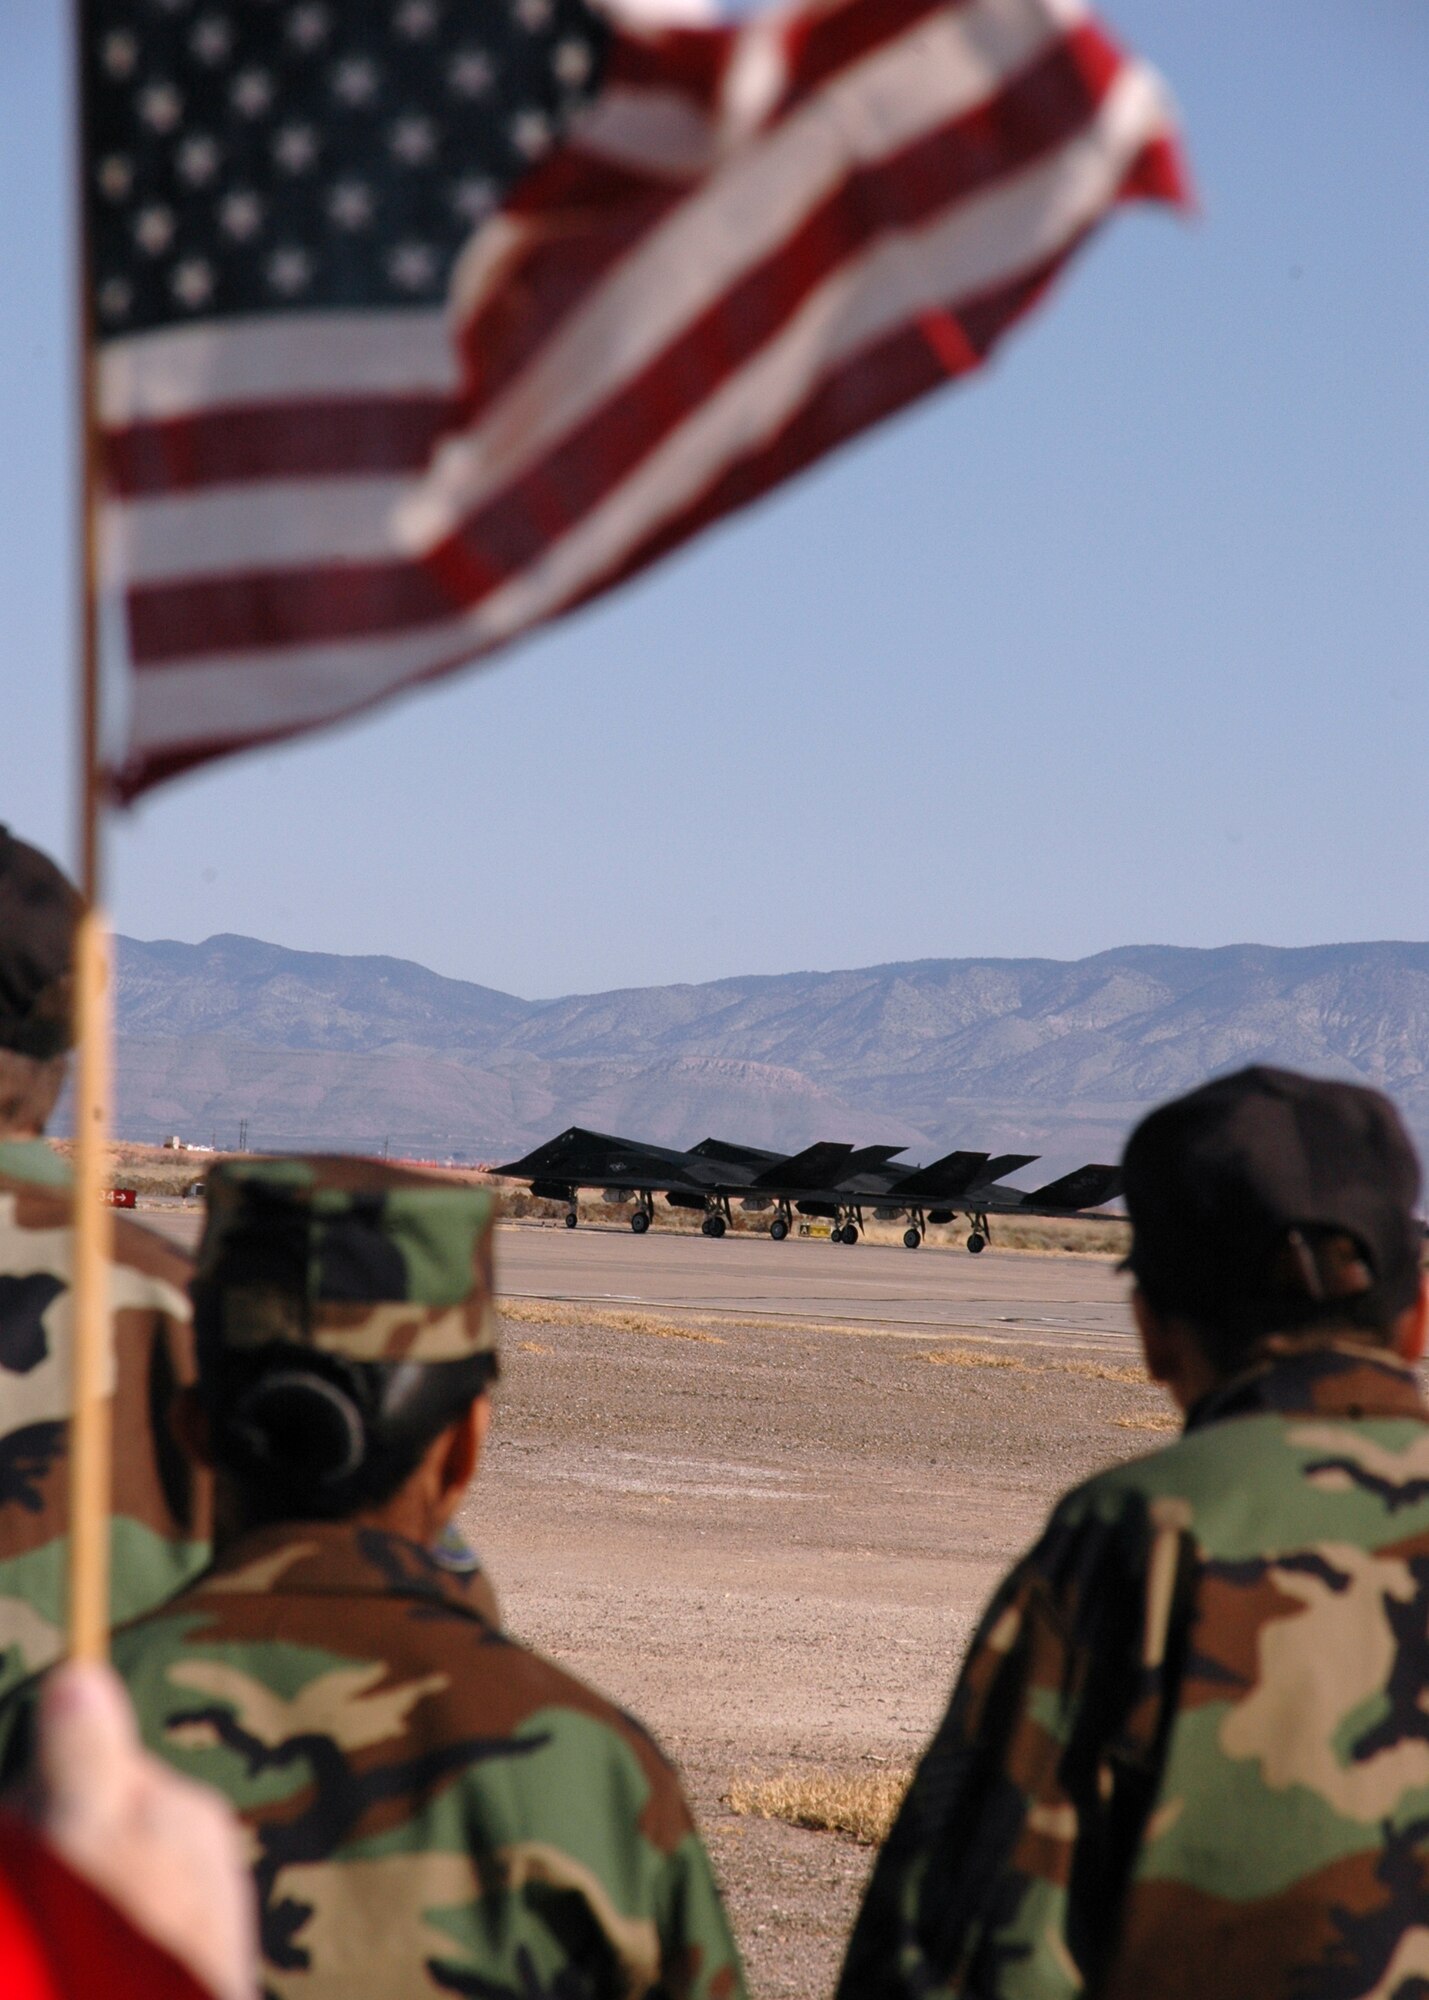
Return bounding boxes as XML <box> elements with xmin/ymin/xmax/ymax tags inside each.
<box><xmin>0</xmin><ymin>828</ymin><xmax>82</xmax><ymax>1058</ymax></box>
<box><xmin>193</xmin><ymin>1157</ymin><xmax>498</xmax><ymax>1363</ymax></box>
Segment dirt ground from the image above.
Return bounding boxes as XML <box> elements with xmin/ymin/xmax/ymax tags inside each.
<box><xmin>461</xmin><ymin>1270</ymin><xmax>1170</xmax><ymax>1998</ymax></box>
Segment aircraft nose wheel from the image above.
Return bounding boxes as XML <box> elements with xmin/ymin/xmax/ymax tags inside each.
<box><xmin>967</xmin><ymin>1231</ymin><xmax>986</xmax><ymax>1254</ymax></box>
<box><xmin>769</xmin><ymin>1218</ymin><xmax>788</xmax><ymax>1241</ymax></box>
<box><xmin>903</xmin><ymin>1227</ymin><xmax>922</xmax><ymax>1249</ymax></box>
<box><xmin>630</xmin><ymin>1211</ymin><xmax>650</xmax><ymax>1234</ymax></box>
<box><xmin>701</xmin><ymin>1214</ymin><xmax>726</xmax><ymax>1238</ymax></box>
<box><xmin>564</xmin><ymin>1210</ymin><xmax>578</xmax><ymax>1230</ymax></box>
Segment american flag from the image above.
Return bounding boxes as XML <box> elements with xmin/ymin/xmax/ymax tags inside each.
<box><xmin>87</xmin><ymin>0</ymin><xmax>1188</xmax><ymax>801</ymax></box>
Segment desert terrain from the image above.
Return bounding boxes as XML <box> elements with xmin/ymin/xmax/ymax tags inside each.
<box><xmin>473</xmin><ymin>1230</ymin><xmax>1164</xmax><ymax>1997</ymax></box>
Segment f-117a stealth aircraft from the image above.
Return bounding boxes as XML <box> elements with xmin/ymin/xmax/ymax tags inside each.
<box><xmin>493</xmin><ymin>1126</ymin><xmax>1121</xmax><ymax>1252</ymax></box>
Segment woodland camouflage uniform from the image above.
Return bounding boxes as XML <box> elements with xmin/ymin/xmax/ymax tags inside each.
<box><xmin>0</xmin><ymin>825</ymin><xmax>208</xmax><ymax>1697</ymax></box>
<box><xmin>840</xmin><ymin>1067</ymin><xmax>1429</xmax><ymax>2000</ymax></box>
<box><xmin>840</xmin><ymin>1340</ymin><xmax>1429</xmax><ymax>2000</ymax></box>
<box><xmin>0</xmin><ymin>1138</ymin><xmax>207</xmax><ymax>1700</ymax></box>
<box><xmin>9</xmin><ymin>1158</ymin><xmax>745</xmax><ymax>2000</ymax></box>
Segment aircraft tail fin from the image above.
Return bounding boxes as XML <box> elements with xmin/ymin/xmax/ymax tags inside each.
<box><xmin>967</xmin><ymin>1153</ymin><xmax>1040</xmax><ymax>1192</ymax></box>
<box><xmin>751</xmin><ymin>1142</ymin><xmax>853</xmax><ymax>1189</ymax></box>
<box><xmin>1021</xmin><ymin>1164</ymin><xmax>1123</xmax><ymax>1212</ymax></box>
<box><xmin>689</xmin><ymin>1137</ymin><xmax>783</xmax><ymax>1169</ymax></box>
<box><xmin>890</xmin><ymin>1150</ymin><xmax>989</xmax><ymax>1198</ymax></box>
<box><xmin>492</xmin><ymin>1126</ymin><xmax>620</xmax><ymax>1177</ymax></box>
<box><xmin>839</xmin><ymin>1144</ymin><xmax>907</xmax><ymax>1180</ymax></box>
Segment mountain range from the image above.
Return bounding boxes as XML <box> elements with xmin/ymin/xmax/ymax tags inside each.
<box><xmin>83</xmin><ymin>933</ymin><xmax>1429</xmax><ymax>1178</ymax></box>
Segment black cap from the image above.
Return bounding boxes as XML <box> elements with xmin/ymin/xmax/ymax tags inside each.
<box><xmin>1122</xmin><ymin>1065</ymin><xmax>1423</xmax><ymax>1334</ymax></box>
<box><xmin>0</xmin><ymin>829</ymin><xmax>81</xmax><ymax>1059</ymax></box>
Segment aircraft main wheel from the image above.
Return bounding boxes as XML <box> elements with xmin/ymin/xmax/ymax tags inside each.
<box><xmin>967</xmin><ymin>1231</ymin><xmax>986</xmax><ymax>1254</ymax></box>
<box><xmin>631</xmin><ymin>1211</ymin><xmax>650</xmax><ymax>1235</ymax></box>
<box><xmin>769</xmin><ymin>1218</ymin><xmax>788</xmax><ymax>1242</ymax></box>
<box><xmin>903</xmin><ymin>1227</ymin><xmax>922</xmax><ymax>1250</ymax></box>
<box><xmin>841</xmin><ymin>1224</ymin><xmax>859</xmax><ymax>1244</ymax></box>
<box><xmin>709</xmin><ymin>1214</ymin><xmax>726</xmax><ymax>1238</ymax></box>
<box><xmin>564</xmin><ymin>1210</ymin><xmax>578</xmax><ymax>1230</ymax></box>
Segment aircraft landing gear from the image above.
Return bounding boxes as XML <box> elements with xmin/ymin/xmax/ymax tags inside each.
<box><xmin>903</xmin><ymin>1226</ymin><xmax>922</xmax><ymax>1250</ymax></box>
<box><xmin>769</xmin><ymin>1217</ymin><xmax>789</xmax><ymax>1242</ymax></box>
<box><xmin>701</xmin><ymin>1213</ymin><xmax>726</xmax><ymax>1238</ymax></box>
<box><xmin>967</xmin><ymin>1230</ymin><xmax>986</xmax><ymax>1254</ymax></box>
<box><xmin>837</xmin><ymin>1222</ymin><xmax>859</xmax><ymax>1245</ymax></box>
<box><xmin>630</xmin><ymin>1210</ymin><xmax>650</xmax><ymax>1234</ymax></box>
<box><xmin>564</xmin><ymin>1209</ymin><xmax>578</xmax><ymax>1230</ymax></box>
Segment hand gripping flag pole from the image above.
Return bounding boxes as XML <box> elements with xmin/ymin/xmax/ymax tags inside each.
<box><xmin>68</xmin><ymin>0</ymin><xmax>115</xmax><ymax>1663</ymax></box>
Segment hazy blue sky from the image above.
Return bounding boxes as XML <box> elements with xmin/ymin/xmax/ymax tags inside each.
<box><xmin>2</xmin><ymin>3</ymin><xmax>1425</xmax><ymax>999</ymax></box>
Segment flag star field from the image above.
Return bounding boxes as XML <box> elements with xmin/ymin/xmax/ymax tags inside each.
<box><xmin>87</xmin><ymin>0</ymin><xmax>608</xmax><ymax>330</ymax></box>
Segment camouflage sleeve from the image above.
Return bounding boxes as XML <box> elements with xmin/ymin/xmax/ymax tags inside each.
<box><xmin>650</xmin><ymin>1814</ymin><xmax>746</xmax><ymax>1999</ymax></box>
<box><xmin>96</xmin><ymin>1219</ymin><xmax>210</xmax><ymax>1629</ymax></box>
<box><xmin>0</xmin><ymin>1211</ymin><xmax>208</xmax><ymax>1699</ymax></box>
<box><xmin>836</xmin><ymin>1492</ymin><xmax>1195</xmax><ymax>2000</ymax></box>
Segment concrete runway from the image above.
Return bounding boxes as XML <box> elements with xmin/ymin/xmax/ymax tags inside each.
<box><xmin>145</xmin><ymin>1205</ymin><xmax>1135</xmax><ymax>1355</ymax></box>
<box><xmin>499</xmin><ymin>1220</ymin><xmax>1136</xmax><ymax>1354</ymax></box>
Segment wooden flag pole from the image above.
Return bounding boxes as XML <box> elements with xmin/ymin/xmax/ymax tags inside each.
<box><xmin>66</xmin><ymin>0</ymin><xmax>115</xmax><ymax>1664</ymax></box>
<box><xmin>67</xmin><ymin>917</ymin><xmax>114</xmax><ymax>1663</ymax></box>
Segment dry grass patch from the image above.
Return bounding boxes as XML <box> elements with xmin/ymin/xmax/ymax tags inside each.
<box><xmin>1063</xmin><ymin>1361</ymin><xmax>1146</xmax><ymax>1385</ymax></box>
<box><xmin>726</xmin><ymin>1765</ymin><xmax>912</xmax><ymax>1846</ymax></box>
<box><xmin>918</xmin><ymin>1346</ymin><xmax>1146</xmax><ymax>1387</ymax></box>
<box><xmin>598</xmin><ymin>1315</ymin><xmax>725</xmax><ymax>1345</ymax></box>
<box><xmin>919</xmin><ymin>1346</ymin><xmax>1034</xmax><ymax>1373</ymax></box>
<box><xmin>499</xmin><ymin>1298</ymin><xmax>725</xmax><ymax>1344</ymax></box>
<box><xmin>1112</xmin><ymin>1411</ymin><xmax>1180</xmax><ymax>1433</ymax></box>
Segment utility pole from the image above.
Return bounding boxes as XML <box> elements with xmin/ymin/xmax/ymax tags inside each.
<box><xmin>238</xmin><ymin>1117</ymin><xmax>249</xmax><ymax>1152</ymax></box>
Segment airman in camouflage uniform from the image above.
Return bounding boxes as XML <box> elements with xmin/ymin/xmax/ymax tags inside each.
<box><xmin>0</xmin><ymin>829</ymin><xmax>207</xmax><ymax>1698</ymax></box>
<box><xmin>839</xmin><ymin>1066</ymin><xmax>1429</xmax><ymax>2000</ymax></box>
<box><xmin>5</xmin><ymin>1157</ymin><xmax>745</xmax><ymax>2000</ymax></box>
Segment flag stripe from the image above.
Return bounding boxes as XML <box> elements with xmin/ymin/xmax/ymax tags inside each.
<box><xmin>124</xmin><ymin>60</ymin><xmax>1166</xmax><ymax>663</ymax></box>
<box><xmin>107</xmin><ymin>396</ymin><xmax>460</xmax><ymax>499</ymax></box>
<box><xmin>98</xmin><ymin>310</ymin><xmax>456</xmax><ymax>425</ymax></box>
<box><xmin>566</xmin><ymin>255</ymin><xmax>1067</xmax><ymax>619</ymax></box>
<box><xmin>108</xmin><ymin>476</ymin><xmax>416</xmax><ymax>583</ymax></box>
<box><xmin>116</xmin><ymin>246</ymin><xmax>1072</xmax><ymax>796</ymax></box>
<box><xmin>569</xmin><ymin>86</ymin><xmax>728</xmax><ymax>180</ymax></box>
<box><xmin>782</xmin><ymin>0</ymin><xmax>976</xmax><ymax>110</ymax></box>
<box><xmin>443</xmin><ymin>0</ymin><xmax>1073</xmax><ymax>473</ymax></box>
<box><xmin>425</xmin><ymin>64</ymin><xmax>1171</xmax><ymax>654</ymax></box>
<box><xmin>413</xmin><ymin>25</ymin><xmax>1128</xmax><ymax>572</ymax></box>
<box><xmin>599</xmin><ymin>19</ymin><xmax>734</xmax><ymax>107</ymax></box>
